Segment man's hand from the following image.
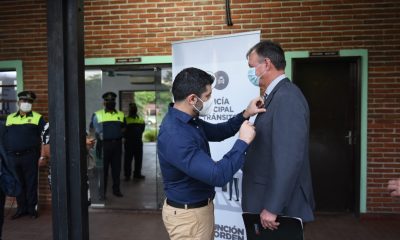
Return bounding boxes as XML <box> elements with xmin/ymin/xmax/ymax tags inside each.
<box><xmin>388</xmin><ymin>178</ymin><xmax>400</xmax><ymax>197</ymax></box>
<box><xmin>86</xmin><ymin>137</ymin><xmax>96</xmax><ymax>149</ymax></box>
<box><xmin>238</xmin><ymin>120</ymin><xmax>255</xmax><ymax>144</ymax></box>
<box><xmin>38</xmin><ymin>156</ymin><xmax>48</xmax><ymax>167</ymax></box>
<box><xmin>39</xmin><ymin>144</ymin><xmax>50</xmax><ymax>167</ymax></box>
<box><xmin>260</xmin><ymin>209</ymin><xmax>279</xmax><ymax>230</ymax></box>
<box><xmin>243</xmin><ymin>96</ymin><xmax>267</xmax><ymax>118</ymax></box>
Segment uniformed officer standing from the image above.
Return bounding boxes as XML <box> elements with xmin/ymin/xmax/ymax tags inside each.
<box><xmin>4</xmin><ymin>91</ymin><xmax>46</xmax><ymax>219</ymax></box>
<box><xmin>124</xmin><ymin>102</ymin><xmax>145</xmax><ymax>181</ymax></box>
<box><xmin>90</xmin><ymin>92</ymin><xmax>125</xmax><ymax>199</ymax></box>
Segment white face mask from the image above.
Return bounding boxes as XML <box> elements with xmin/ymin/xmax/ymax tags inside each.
<box><xmin>20</xmin><ymin>102</ymin><xmax>32</xmax><ymax>112</ymax></box>
<box><xmin>193</xmin><ymin>96</ymin><xmax>214</xmax><ymax>116</ymax></box>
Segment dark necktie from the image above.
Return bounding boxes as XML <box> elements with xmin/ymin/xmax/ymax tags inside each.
<box><xmin>263</xmin><ymin>92</ymin><xmax>268</xmax><ymax>102</ymax></box>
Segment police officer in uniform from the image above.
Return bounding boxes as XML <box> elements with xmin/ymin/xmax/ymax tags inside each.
<box><xmin>4</xmin><ymin>91</ymin><xmax>46</xmax><ymax>219</ymax></box>
<box><xmin>124</xmin><ymin>102</ymin><xmax>145</xmax><ymax>181</ymax></box>
<box><xmin>90</xmin><ymin>92</ymin><xmax>125</xmax><ymax>199</ymax></box>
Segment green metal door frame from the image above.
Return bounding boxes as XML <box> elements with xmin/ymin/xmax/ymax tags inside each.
<box><xmin>85</xmin><ymin>56</ymin><xmax>172</xmax><ymax>66</ymax></box>
<box><xmin>0</xmin><ymin>60</ymin><xmax>24</xmax><ymax>91</ymax></box>
<box><xmin>285</xmin><ymin>50</ymin><xmax>368</xmax><ymax>213</ymax></box>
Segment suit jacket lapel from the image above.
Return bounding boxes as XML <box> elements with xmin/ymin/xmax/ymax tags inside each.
<box><xmin>264</xmin><ymin>78</ymin><xmax>290</xmax><ymax>109</ymax></box>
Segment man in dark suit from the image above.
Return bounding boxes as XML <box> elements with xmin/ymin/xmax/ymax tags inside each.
<box><xmin>241</xmin><ymin>40</ymin><xmax>315</xmax><ymax>230</ymax></box>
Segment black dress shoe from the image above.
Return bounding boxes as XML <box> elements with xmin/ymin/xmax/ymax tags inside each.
<box><xmin>133</xmin><ymin>174</ymin><xmax>145</xmax><ymax>180</ymax></box>
<box><xmin>11</xmin><ymin>210</ymin><xmax>26</xmax><ymax>220</ymax></box>
<box><xmin>30</xmin><ymin>210</ymin><xmax>38</xmax><ymax>219</ymax></box>
<box><xmin>113</xmin><ymin>191</ymin><xmax>123</xmax><ymax>197</ymax></box>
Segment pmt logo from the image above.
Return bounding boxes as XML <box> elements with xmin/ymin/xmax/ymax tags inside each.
<box><xmin>202</xmin><ymin>70</ymin><xmax>234</xmax><ymax>122</ymax></box>
<box><xmin>210</xmin><ymin>71</ymin><xmax>229</xmax><ymax>90</ymax></box>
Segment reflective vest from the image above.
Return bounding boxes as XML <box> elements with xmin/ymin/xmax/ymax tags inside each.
<box><xmin>6</xmin><ymin>111</ymin><xmax>42</xmax><ymax>126</ymax></box>
<box><xmin>125</xmin><ymin>116</ymin><xmax>145</xmax><ymax>124</ymax></box>
<box><xmin>95</xmin><ymin>109</ymin><xmax>124</xmax><ymax>123</ymax></box>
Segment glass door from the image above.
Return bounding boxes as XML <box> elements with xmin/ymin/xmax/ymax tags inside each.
<box><xmin>155</xmin><ymin>68</ymin><xmax>172</xmax><ymax>209</ymax></box>
<box><xmin>84</xmin><ymin>65</ymin><xmax>172</xmax><ymax>210</ymax></box>
<box><xmin>0</xmin><ymin>71</ymin><xmax>18</xmax><ymax>122</ymax></box>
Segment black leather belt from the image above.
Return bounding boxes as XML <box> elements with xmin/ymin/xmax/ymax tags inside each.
<box><xmin>166</xmin><ymin>197</ymin><xmax>214</xmax><ymax>209</ymax></box>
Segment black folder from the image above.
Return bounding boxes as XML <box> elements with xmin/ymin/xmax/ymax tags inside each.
<box><xmin>242</xmin><ymin>213</ymin><xmax>304</xmax><ymax>240</ymax></box>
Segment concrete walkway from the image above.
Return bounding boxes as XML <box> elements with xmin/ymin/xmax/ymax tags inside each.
<box><xmin>3</xmin><ymin>210</ymin><xmax>400</xmax><ymax>240</ymax></box>
<box><xmin>3</xmin><ymin>209</ymin><xmax>169</xmax><ymax>240</ymax></box>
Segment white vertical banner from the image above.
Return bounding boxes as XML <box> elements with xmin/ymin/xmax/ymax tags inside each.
<box><xmin>172</xmin><ymin>31</ymin><xmax>260</xmax><ymax>240</ymax></box>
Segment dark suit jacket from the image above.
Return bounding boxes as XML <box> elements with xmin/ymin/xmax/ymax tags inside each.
<box><xmin>242</xmin><ymin>78</ymin><xmax>315</xmax><ymax>222</ymax></box>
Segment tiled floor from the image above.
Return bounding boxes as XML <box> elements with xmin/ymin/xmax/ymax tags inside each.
<box><xmin>89</xmin><ymin>142</ymin><xmax>162</xmax><ymax>210</ymax></box>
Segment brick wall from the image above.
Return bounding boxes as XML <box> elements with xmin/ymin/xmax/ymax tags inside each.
<box><xmin>1</xmin><ymin>0</ymin><xmax>399</xmax><ymax>213</ymax></box>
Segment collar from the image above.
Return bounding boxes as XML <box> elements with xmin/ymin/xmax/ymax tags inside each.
<box><xmin>15</xmin><ymin>111</ymin><xmax>33</xmax><ymax>117</ymax></box>
<box><xmin>168</xmin><ymin>103</ymin><xmax>194</xmax><ymax>124</ymax></box>
<box><xmin>104</xmin><ymin>109</ymin><xmax>117</xmax><ymax>114</ymax></box>
<box><xmin>265</xmin><ymin>74</ymin><xmax>286</xmax><ymax>96</ymax></box>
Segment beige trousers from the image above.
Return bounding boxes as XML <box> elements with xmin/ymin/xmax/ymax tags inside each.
<box><xmin>162</xmin><ymin>200</ymin><xmax>215</xmax><ymax>240</ymax></box>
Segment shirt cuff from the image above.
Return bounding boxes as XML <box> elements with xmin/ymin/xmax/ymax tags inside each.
<box><xmin>240</xmin><ymin>110</ymin><xmax>250</xmax><ymax>120</ymax></box>
<box><xmin>233</xmin><ymin>139</ymin><xmax>249</xmax><ymax>152</ymax></box>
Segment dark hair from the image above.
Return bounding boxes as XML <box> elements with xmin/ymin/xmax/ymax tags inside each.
<box><xmin>129</xmin><ymin>103</ymin><xmax>138</xmax><ymax>118</ymax></box>
<box><xmin>172</xmin><ymin>67</ymin><xmax>214</xmax><ymax>102</ymax></box>
<box><xmin>246</xmin><ymin>40</ymin><xmax>286</xmax><ymax>70</ymax></box>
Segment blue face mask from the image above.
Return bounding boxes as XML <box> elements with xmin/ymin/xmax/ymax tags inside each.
<box><xmin>248</xmin><ymin>67</ymin><xmax>260</xmax><ymax>86</ymax></box>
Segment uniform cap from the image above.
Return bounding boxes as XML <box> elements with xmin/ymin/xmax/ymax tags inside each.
<box><xmin>102</xmin><ymin>92</ymin><xmax>117</xmax><ymax>101</ymax></box>
<box><xmin>18</xmin><ymin>91</ymin><xmax>36</xmax><ymax>101</ymax></box>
